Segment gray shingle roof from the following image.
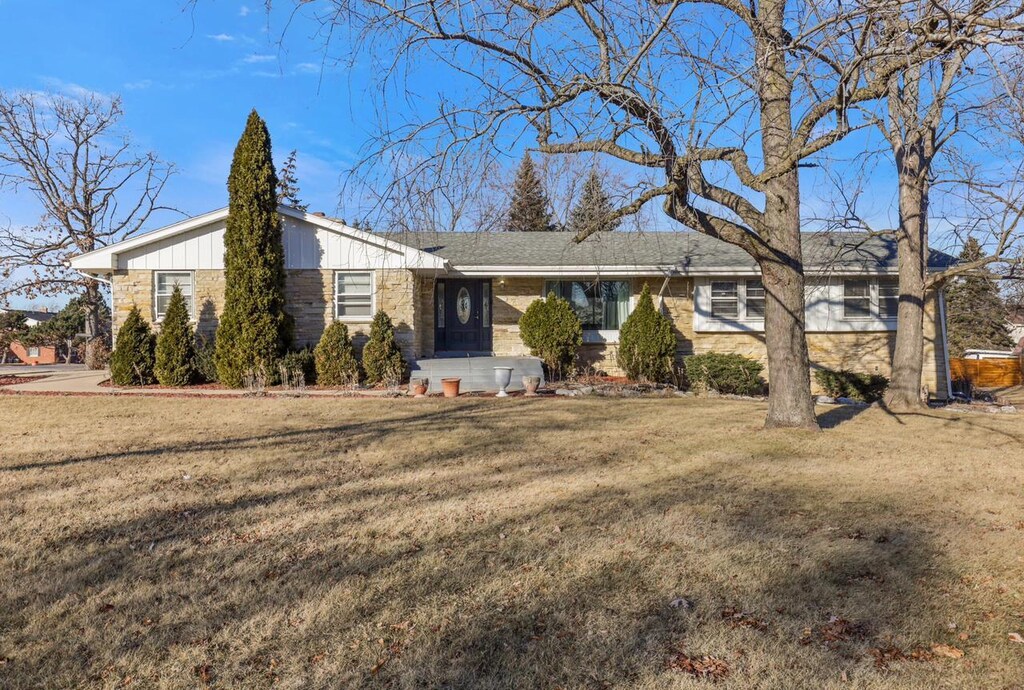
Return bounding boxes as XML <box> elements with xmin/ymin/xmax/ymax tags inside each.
<box><xmin>392</xmin><ymin>231</ymin><xmax>956</xmax><ymax>272</ymax></box>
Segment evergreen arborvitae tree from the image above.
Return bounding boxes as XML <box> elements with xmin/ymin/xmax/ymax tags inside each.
<box><xmin>154</xmin><ymin>285</ymin><xmax>196</xmax><ymax>386</ymax></box>
<box><xmin>277</xmin><ymin>149</ymin><xmax>307</xmax><ymax>211</ymax></box>
<box><xmin>617</xmin><ymin>283</ymin><xmax>675</xmax><ymax>382</ymax></box>
<box><xmin>946</xmin><ymin>237</ymin><xmax>1014</xmax><ymax>356</ymax></box>
<box><xmin>215</xmin><ymin>110</ymin><xmax>292</xmax><ymax>387</ymax></box>
<box><xmin>567</xmin><ymin>168</ymin><xmax>619</xmax><ymax>236</ymax></box>
<box><xmin>109</xmin><ymin>305</ymin><xmax>156</xmax><ymax>386</ymax></box>
<box><xmin>506</xmin><ymin>153</ymin><xmax>553</xmax><ymax>232</ymax></box>
<box><xmin>362</xmin><ymin>311</ymin><xmax>407</xmax><ymax>385</ymax></box>
<box><xmin>314</xmin><ymin>321</ymin><xmax>360</xmax><ymax>385</ymax></box>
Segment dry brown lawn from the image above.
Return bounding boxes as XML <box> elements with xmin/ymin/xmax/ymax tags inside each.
<box><xmin>1</xmin><ymin>395</ymin><xmax>1023</xmax><ymax>689</ymax></box>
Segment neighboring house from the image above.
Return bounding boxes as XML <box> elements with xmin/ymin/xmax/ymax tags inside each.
<box><xmin>0</xmin><ymin>308</ymin><xmax>59</xmax><ymax>365</ymax></box>
<box><xmin>69</xmin><ymin>206</ymin><xmax>957</xmax><ymax>398</ymax></box>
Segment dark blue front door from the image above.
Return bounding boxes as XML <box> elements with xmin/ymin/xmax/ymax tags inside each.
<box><xmin>436</xmin><ymin>279</ymin><xmax>492</xmax><ymax>353</ymax></box>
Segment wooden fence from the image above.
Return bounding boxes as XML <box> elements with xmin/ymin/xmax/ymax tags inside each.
<box><xmin>949</xmin><ymin>357</ymin><xmax>1023</xmax><ymax>389</ymax></box>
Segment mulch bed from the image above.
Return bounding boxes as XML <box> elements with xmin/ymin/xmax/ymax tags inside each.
<box><xmin>0</xmin><ymin>376</ymin><xmax>46</xmax><ymax>386</ymax></box>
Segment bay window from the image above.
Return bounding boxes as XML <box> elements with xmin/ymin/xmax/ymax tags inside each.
<box><xmin>543</xmin><ymin>279</ymin><xmax>630</xmax><ymax>330</ymax></box>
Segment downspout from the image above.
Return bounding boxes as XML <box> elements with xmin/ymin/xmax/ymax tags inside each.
<box><xmin>938</xmin><ymin>285</ymin><xmax>953</xmax><ymax>401</ymax></box>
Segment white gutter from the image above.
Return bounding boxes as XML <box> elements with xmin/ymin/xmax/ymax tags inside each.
<box><xmin>73</xmin><ymin>268</ymin><xmax>112</xmax><ymax>286</ymax></box>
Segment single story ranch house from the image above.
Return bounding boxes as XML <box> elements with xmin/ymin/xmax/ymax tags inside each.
<box><xmin>69</xmin><ymin>205</ymin><xmax>955</xmax><ymax>398</ymax></box>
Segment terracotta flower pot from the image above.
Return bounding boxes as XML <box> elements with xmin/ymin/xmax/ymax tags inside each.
<box><xmin>410</xmin><ymin>377</ymin><xmax>429</xmax><ymax>398</ymax></box>
<box><xmin>441</xmin><ymin>377</ymin><xmax>461</xmax><ymax>398</ymax></box>
<box><xmin>523</xmin><ymin>375</ymin><xmax>541</xmax><ymax>396</ymax></box>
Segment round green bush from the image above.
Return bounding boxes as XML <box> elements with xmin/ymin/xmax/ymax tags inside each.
<box><xmin>518</xmin><ymin>292</ymin><xmax>583</xmax><ymax>379</ymax></box>
<box><xmin>684</xmin><ymin>352</ymin><xmax>765</xmax><ymax>396</ymax></box>
<box><xmin>362</xmin><ymin>311</ymin><xmax>407</xmax><ymax>386</ymax></box>
<box><xmin>154</xmin><ymin>286</ymin><xmax>197</xmax><ymax>386</ymax></box>
<box><xmin>314</xmin><ymin>321</ymin><xmax>360</xmax><ymax>385</ymax></box>
<box><xmin>110</xmin><ymin>305</ymin><xmax>156</xmax><ymax>386</ymax></box>
<box><xmin>617</xmin><ymin>283</ymin><xmax>675</xmax><ymax>383</ymax></box>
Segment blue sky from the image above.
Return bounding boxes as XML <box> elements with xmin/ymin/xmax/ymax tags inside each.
<box><xmin>1</xmin><ymin>0</ymin><xmax>363</xmax><ymax>230</ymax></box>
<box><xmin>0</xmin><ymin>2</ymin><xmax>1010</xmax><ymax>310</ymax></box>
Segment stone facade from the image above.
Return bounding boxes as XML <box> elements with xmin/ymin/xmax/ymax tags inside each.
<box><xmin>111</xmin><ymin>268</ymin><xmax>949</xmax><ymax>397</ymax></box>
<box><xmin>112</xmin><ymin>267</ymin><xmax>420</xmax><ymax>362</ymax></box>
<box><xmin>486</xmin><ymin>276</ymin><xmax>947</xmax><ymax>397</ymax></box>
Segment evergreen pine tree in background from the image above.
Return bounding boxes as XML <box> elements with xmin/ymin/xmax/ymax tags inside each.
<box><xmin>505</xmin><ymin>153</ymin><xmax>553</xmax><ymax>232</ymax></box>
<box><xmin>567</xmin><ymin>168</ymin><xmax>620</xmax><ymax>236</ymax></box>
<box><xmin>154</xmin><ymin>285</ymin><xmax>196</xmax><ymax>386</ymax></box>
<box><xmin>109</xmin><ymin>305</ymin><xmax>155</xmax><ymax>386</ymax></box>
<box><xmin>215</xmin><ymin>110</ymin><xmax>292</xmax><ymax>387</ymax></box>
<box><xmin>946</xmin><ymin>237</ymin><xmax>1014</xmax><ymax>356</ymax></box>
<box><xmin>277</xmin><ymin>149</ymin><xmax>307</xmax><ymax>211</ymax></box>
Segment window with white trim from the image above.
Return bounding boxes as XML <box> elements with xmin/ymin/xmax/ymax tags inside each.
<box><xmin>335</xmin><ymin>271</ymin><xmax>373</xmax><ymax>319</ymax></box>
<box><xmin>154</xmin><ymin>272</ymin><xmax>194</xmax><ymax>321</ymax></box>
<box><xmin>709</xmin><ymin>280</ymin><xmax>764</xmax><ymax>320</ymax></box>
<box><xmin>27</xmin><ymin>346</ymin><xmax>40</xmax><ymax>357</ymax></box>
<box><xmin>843</xmin><ymin>278</ymin><xmax>898</xmax><ymax>320</ymax></box>
<box><xmin>710</xmin><ymin>281</ymin><xmax>738</xmax><ymax>318</ymax></box>
<box><xmin>878</xmin><ymin>277</ymin><xmax>899</xmax><ymax>319</ymax></box>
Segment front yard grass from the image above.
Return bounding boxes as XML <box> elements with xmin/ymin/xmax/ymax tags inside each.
<box><xmin>1</xmin><ymin>396</ymin><xmax>1022</xmax><ymax>689</ymax></box>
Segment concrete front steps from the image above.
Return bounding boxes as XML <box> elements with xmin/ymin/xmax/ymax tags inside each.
<box><xmin>409</xmin><ymin>356</ymin><xmax>546</xmax><ymax>393</ymax></box>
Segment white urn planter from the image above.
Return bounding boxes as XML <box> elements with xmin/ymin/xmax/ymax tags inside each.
<box><xmin>493</xmin><ymin>366</ymin><xmax>514</xmax><ymax>397</ymax></box>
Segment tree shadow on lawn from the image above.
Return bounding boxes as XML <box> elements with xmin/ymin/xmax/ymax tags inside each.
<box><xmin>1</xmin><ymin>406</ymin><xmax>999</xmax><ymax>689</ymax></box>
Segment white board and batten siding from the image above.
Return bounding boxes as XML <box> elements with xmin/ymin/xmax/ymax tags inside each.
<box><xmin>118</xmin><ymin>216</ymin><xmax>420</xmax><ymax>271</ymax></box>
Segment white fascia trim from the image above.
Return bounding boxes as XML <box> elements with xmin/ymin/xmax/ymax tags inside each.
<box><xmin>68</xmin><ymin>205</ymin><xmax>448</xmax><ymax>273</ymax></box>
<box><xmin>280</xmin><ymin>207</ymin><xmax>446</xmax><ymax>270</ymax></box>
<box><xmin>443</xmin><ymin>265</ymin><xmax>908</xmax><ymax>277</ymax></box>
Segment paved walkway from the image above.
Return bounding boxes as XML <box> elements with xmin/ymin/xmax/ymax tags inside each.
<box><xmin>0</xmin><ymin>368</ymin><xmax>409</xmax><ymax>397</ymax></box>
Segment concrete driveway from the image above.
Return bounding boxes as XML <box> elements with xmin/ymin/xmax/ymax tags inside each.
<box><xmin>0</xmin><ymin>363</ymin><xmax>86</xmax><ymax>376</ymax></box>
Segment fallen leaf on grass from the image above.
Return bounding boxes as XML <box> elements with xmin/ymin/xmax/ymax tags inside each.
<box><xmin>720</xmin><ymin>606</ymin><xmax>768</xmax><ymax>631</ymax></box>
<box><xmin>666</xmin><ymin>650</ymin><xmax>730</xmax><ymax>681</ymax></box>
<box><xmin>931</xmin><ymin>644</ymin><xmax>964</xmax><ymax>659</ymax></box>
<box><xmin>193</xmin><ymin>664</ymin><xmax>213</xmax><ymax>684</ymax></box>
<box><xmin>1008</xmin><ymin>632</ymin><xmax>1024</xmax><ymax>644</ymax></box>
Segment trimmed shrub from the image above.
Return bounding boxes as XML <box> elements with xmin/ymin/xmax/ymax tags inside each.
<box><xmin>519</xmin><ymin>292</ymin><xmax>583</xmax><ymax>379</ymax></box>
<box><xmin>314</xmin><ymin>322</ymin><xmax>360</xmax><ymax>386</ymax></box>
<box><xmin>814</xmin><ymin>368</ymin><xmax>889</xmax><ymax>403</ymax></box>
<box><xmin>154</xmin><ymin>286</ymin><xmax>197</xmax><ymax>386</ymax></box>
<box><xmin>363</xmin><ymin>311</ymin><xmax>407</xmax><ymax>386</ymax></box>
<box><xmin>281</xmin><ymin>348</ymin><xmax>316</xmax><ymax>386</ymax></box>
<box><xmin>617</xmin><ymin>283</ymin><xmax>675</xmax><ymax>383</ymax></box>
<box><xmin>109</xmin><ymin>306</ymin><xmax>156</xmax><ymax>386</ymax></box>
<box><xmin>194</xmin><ymin>334</ymin><xmax>218</xmax><ymax>384</ymax></box>
<box><xmin>684</xmin><ymin>352</ymin><xmax>765</xmax><ymax>396</ymax></box>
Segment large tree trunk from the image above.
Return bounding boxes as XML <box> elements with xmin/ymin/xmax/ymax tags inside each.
<box><xmin>83</xmin><ymin>280</ymin><xmax>102</xmax><ymax>364</ymax></box>
<box><xmin>757</xmin><ymin>0</ymin><xmax>819</xmax><ymax>430</ymax></box>
<box><xmin>886</xmin><ymin>162</ymin><xmax>930</xmax><ymax>410</ymax></box>
<box><xmin>761</xmin><ymin>172</ymin><xmax>819</xmax><ymax>430</ymax></box>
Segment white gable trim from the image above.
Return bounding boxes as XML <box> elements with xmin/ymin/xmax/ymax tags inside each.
<box><xmin>68</xmin><ymin>206</ymin><xmax>447</xmax><ymax>273</ymax></box>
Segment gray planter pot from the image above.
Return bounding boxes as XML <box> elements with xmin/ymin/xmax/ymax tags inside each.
<box><xmin>493</xmin><ymin>366</ymin><xmax>514</xmax><ymax>397</ymax></box>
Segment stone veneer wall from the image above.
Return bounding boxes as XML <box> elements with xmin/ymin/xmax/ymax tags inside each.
<box><xmin>490</xmin><ymin>276</ymin><xmax>947</xmax><ymax>397</ymax></box>
<box><xmin>112</xmin><ymin>268</ymin><xmax>422</xmax><ymax>362</ymax></box>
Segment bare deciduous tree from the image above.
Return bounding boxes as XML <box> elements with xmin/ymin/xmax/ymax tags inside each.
<box><xmin>0</xmin><ymin>92</ymin><xmax>174</xmax><ymax>358</ymax></box>
<box><xmin>274</xmin><ymin>0</ymin><xmax>992</xmax><ymax>428</ymax></box>
<box><xmin>868</xmin><ymin>4</ymin><xmax>1024</xmax><ymax>410</ymax></box>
